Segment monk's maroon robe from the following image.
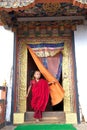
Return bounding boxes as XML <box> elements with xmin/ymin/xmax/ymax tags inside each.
<box><xmin>30</xmin><ymin>78</ymin><xmax>49</xmax><ymax>112</ymax></box>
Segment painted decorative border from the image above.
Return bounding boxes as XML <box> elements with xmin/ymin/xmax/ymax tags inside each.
<box><xmin>0</xmin><ymin>0</ymin><xmax>86</xmax><ymax>11</ymax></box>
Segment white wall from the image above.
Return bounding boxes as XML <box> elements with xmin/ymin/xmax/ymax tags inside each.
<box><xmin>0</xmin><ymin>26</ymin><xmax>14</xmax><ymax>121</ymax></box>
<box><xmin>74</xmin><ymin>24</ymin><xmax>87</xmax><ymax>122</ymax></box>
<box><xmin>0</xmin><ymin>26</ymin><xmax>13</xmax><ymax>85</ymax></box>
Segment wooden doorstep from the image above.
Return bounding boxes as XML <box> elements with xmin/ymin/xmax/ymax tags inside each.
<box><xmin>25</xmin><ymin>111</ymin><xmax>65</xmax><ymax>124</ymax></box>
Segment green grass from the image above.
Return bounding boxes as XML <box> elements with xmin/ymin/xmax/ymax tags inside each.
<box><xmin>15</xmin><ymin>124</ymin><xmax>77</xmax><ymax>130</ymax></box>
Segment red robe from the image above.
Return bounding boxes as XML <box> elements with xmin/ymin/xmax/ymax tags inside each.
<box><xmin>30</xmin><ymin>78</ymin><xmax>49</xmax><ymax>112</ymax></box>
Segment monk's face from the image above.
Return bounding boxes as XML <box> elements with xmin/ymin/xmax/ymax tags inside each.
<box><xmin>34</xmin><ymin>71</ymin><xmax>41</xmax><ymax>80</ymax></box>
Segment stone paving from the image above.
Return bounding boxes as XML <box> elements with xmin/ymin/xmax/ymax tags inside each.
<box><xmin>74</xmin><ymin>123</ymin><xmax>87</xmax><ymax>130</ymax></box>
<box><xmin>1</xmin><ymin>123</ymin><xmax>87</xmax><ymax>130</ymax></box>
<box><xmin>0</xmin><ymin>126</ymin><xmax>16</xmax><ymax>130</ymax></box>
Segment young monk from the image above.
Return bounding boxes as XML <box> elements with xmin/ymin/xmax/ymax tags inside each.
<box><xmin>26</xmin><ymin>70</ymin><xmax>54</xmax><ymax>122</ymax></box>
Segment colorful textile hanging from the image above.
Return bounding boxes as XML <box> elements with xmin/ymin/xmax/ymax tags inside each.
<box><xmin>28</xmin><ymin>43</ymin><xmax>64</xmax><ymax>81</ymax></box>
<box><xmin>41</xmin><ymin>54</ymin><xmax>63</xmax><ymax>81</ymax></box>
<box><xmin>42</xmin><ymin>57</ymin><xmax>48</xmax><ymax>69</ymax></box>
<box><xmin>29</xmin><ymin>43</ymin><xmax>64</xmax><ymax>57</ymax></box>
<box><xmin>27</xmin><ymin>46</ymin><xmax>64</xmax><ymax>106</ymax></box>
<box><xmin>56</xmin><ymin>53</ymin><xmax>63</xmax><ymax>80</ymax></box>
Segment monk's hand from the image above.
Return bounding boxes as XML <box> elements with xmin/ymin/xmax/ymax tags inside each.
<box><xmin>48</xmin><ymin>81</ymin><xmax>56</xmax><ymax>85</ymax></box>
<box><xmin>51</xmin><ymin>81</ymin><xmax>56</xmax><ymax>84</ymax></box>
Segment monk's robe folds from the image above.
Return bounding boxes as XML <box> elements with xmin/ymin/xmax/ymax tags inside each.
<box><xmin>31</xmin><ymin>79</ymin><xmax>49</xmax><ymax>111</ymax></box>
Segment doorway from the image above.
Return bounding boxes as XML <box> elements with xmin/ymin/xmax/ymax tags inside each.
<box><xmin>27</xmin><ymin>50</ymin><xmax>63</xmax><ymax>111</ymax></box>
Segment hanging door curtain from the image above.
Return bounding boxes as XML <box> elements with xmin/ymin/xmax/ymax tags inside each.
<box><xmin>29</xmin><ymin>43</ymin><xmax>63</xmax><ymax>81</ymax></box>
<box><xmin>27</xmin><ymin>43</ymin><xmax>64</xmax><ymax>106</ymax></box>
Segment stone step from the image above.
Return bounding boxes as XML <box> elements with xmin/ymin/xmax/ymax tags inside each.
<box><xmin>25</xmin><ymin>111</ymin><xmax>65</xmax><ymax>124</ymax></box>
<box><xmin>24</xmin><ymin>120</ymin><xmax>63</xmax><ymax>124</ymax></box>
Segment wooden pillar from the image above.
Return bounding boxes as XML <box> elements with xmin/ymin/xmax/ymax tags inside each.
<box><xmin>16</xmin><ymin>42</ymin><xmax>27</xmax><ymax>112</ymax></box>
<box><xmin>63</xmin><ymin>40</ymin><xmax>71</xmax><ymax>112</ymax></box>
<box><xmin>62</xmin><ymin>39</ymin><xmax>77</xmax><ymax>124</ymax></box>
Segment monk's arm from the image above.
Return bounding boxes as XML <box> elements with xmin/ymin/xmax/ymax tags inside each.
<box><xmin>48</xmin><ymin>81</ymin><xmax>56</xmax><ymax>85</ymax></box>
<box><xmin>26</xmin><ymin>85</ymin><xmax>31</xmax><ymax>97</ymax></box>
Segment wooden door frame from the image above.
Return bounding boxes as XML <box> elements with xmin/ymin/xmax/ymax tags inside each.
<box><xmin>13</xmin><ymin>36</ymin><xmax>78</xmax><ymax>124</ymax></box>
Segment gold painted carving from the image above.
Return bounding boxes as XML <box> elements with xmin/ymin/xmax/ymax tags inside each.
<box><xmin>62</xmin><ymin>39</ymin><xmax>75</xmax><ymax>112</ymax></box>
<box><xmin>43</xmin><ymin>3</ymin><xmax>60</xmax><ymax>15</ymax></box>
<box><xmin>17</xmin><ymin>42</ymin><xmax>27</xmax><ymax>112</ymax></box>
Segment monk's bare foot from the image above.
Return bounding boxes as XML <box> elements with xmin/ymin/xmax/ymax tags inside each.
<box><xmin>35</xmin><ymin>119</ymin><xmax>40</xmax><ymax>123</ymax></box>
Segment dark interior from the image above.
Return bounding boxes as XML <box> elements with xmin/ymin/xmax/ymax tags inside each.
<box><xmin>27</xmin><ymin>50</ymin><xmax>63</xmax><ymax>111</ymax></box>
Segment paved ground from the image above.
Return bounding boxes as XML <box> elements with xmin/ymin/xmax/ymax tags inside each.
<box><xmin>1</xmin><ymin>123</ymin><xmax>87</xmax><ymax>130</ymax></box>
<box><xmin>1</xmin><ymin>126</ymin><xmax>16</xmax><ymax>130</ymax></box>
<box><xmin>74</xmin><ymin>123</ymin><xmax>87</xmax><ymax>130</ymax></box>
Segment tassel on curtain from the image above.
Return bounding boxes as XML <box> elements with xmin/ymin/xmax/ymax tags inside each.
<box><xmin>27</xmin><ymin>45</ymin><xmax>64</xmax><ymax>106</ymax></box>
